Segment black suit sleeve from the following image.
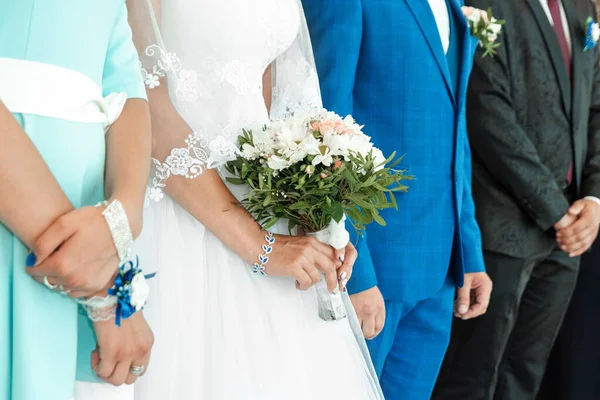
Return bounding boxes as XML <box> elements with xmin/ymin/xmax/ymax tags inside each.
<box><xmin>581</xmin><ymin>49</ymin><xmax>600</xmax><ymax>199</ymax></box>
<box><xmin>465</xmin><ymin>4</ymin><xmax>570</xmax><ymax>231</ymax></box>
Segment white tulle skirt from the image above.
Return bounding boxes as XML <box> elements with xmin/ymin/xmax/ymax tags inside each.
<box><xmin>129</xmin><ymin>194</ymin><xmax>383</xmax><ymax>400</ymax></box>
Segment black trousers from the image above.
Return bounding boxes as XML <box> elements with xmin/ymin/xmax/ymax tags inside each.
<box><xmin>538</xmin><ymin>237</ymin><xmax>600</xmax><ymax>400</ymax></box>
<box><xmin>432</xmin><ymin>248</ymin><xmax>579</xmax><ymax>400</ymax></box>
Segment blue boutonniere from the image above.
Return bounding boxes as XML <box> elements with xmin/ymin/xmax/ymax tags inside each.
<box><xmin>584</xmin><ymin>17</ymin><xmax>600</xmax><ymax>52</ymax></box>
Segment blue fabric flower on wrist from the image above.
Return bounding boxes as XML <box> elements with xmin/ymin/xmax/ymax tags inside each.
<box><xmin>108</xmin><ymin>257</ymin><xmax>154</xmax><ymax>326</ymax></box>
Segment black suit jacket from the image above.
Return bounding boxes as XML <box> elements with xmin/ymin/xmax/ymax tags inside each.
<box><xmin>465</xmin><ymin>0</ymin><xmax>600</xmax><ymax>258</ymax></box>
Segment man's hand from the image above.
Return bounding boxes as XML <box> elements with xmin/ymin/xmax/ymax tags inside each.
<box><xmin>455</xmin><ymin>272</ymin><xmax>492</xmax><ymax>320</ymax></box>
<box><xmin>350</xmin><ymin>286</ymin><xmax>386</xmax><ymax>339</ymax></box>
<box><xmin>556</xmin><ymin>199</ymin><xmax>600</xmax><ymax>257</ymax></box>
<box><xmin>91</xmin><ymin>312</ymin><xmax>154</xmax><ymax>386</ymax></box>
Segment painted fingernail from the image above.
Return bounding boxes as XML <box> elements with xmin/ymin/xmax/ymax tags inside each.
<box><xmin>341</xmin><ymin>278</ymin><xmax>348</xmax><ymax>289</ymax></box>
<box><xmin>26</xmin><ymin>252</ymin><xmax>37</xmax><ymax>267</ymax></box>
<box><xmin>339</xmin><ymin>272</ymin><xmax>348</xmax><ymax>281</ymax></box>
<box><xmin>332</xmin><ymin>288</ymin><xmax>339</xmax><ymax>295</ymax></box>
<box><xmin>339</xmin><ymin>255</ymin><xmax>344</xmax><ymax>262</ymax></box>
<box><xmin>458</xmin><ymin>305</ymin><xmax>468</xmax><ymax>314</ymax></box>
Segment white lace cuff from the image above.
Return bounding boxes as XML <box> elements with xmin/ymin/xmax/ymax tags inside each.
<box><xmin>146</xmin><ymin>131</ymin><xmax>238</xmax><ymax>204</ymax></box>
<box><xmin>77</xmin><ymin>295</ymin><xmax>118</xmax><ymax>322</ymax></box>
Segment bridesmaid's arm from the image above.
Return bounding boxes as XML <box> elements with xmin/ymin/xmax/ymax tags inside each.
<box><xmin>104</xmin><ymin>98</ymin><xmax>152</xmax><ymax>238</ymax></box>
<box><xmin>102</xmin><ymin>3</ymin><xmax>153</xmax><ymax>238</ymax></box>
<box><xmin>0</xmin><ymin>100</ymin><xmax>73</xmax><ymax>248</ymax></box>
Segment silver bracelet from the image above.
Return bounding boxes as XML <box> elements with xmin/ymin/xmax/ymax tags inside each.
<box><xmin>253</xmin><ymin>232</ymin><xmax>274</xmax><ymax>275</ymax></box>
<box><xmin>97</xmin><ymin>200</ymin><xmax>133</xmax><ymax>263</ymax></box>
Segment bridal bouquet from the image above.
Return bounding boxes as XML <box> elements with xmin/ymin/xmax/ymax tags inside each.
<box><xmin>225</xmin><ymin>109</ymin><xmax>410</xmax><ymax>320</ymax></box>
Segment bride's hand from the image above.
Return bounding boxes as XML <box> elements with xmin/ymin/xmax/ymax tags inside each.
<box><xmin>336</xmin><ymin>241</ymin><xmax>357</xmax><ymax>292</ymax></box>
<box><xmin>25</xmin><ymin>206</ymin><xmax>121</xmax><ymax>297</ymax></box>
<box><xmin>267</xmin><ymin>235</ymin><xmax>341</xmax><ymax>292</ymax></box>
<box><xmin>91</xmin><ymin>312</ymin><xmax>154</xmax><ymax>386</ymax></box>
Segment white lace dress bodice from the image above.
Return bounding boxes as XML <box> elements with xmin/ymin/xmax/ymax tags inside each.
<box><xmin>163</xmin><ymin>0</ymin><xmax>299</xmax><ymax>149</ymax></box>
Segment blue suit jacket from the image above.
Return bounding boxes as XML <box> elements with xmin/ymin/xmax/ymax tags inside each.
<box><xmin>302</xmin><ymin>0</ymin><xmax>486</xmax><ymax>302</ymax></box>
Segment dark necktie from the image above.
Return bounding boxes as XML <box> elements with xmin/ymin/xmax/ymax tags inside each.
<box><xmin>548</xmin><ymin>0</ymin><xmax>573</xmax><ymax>185</ymax></box>
<box><xmin>548</xmin><ymin>0</ymin><xmax>571</xmax><ymax>75</ymax></box>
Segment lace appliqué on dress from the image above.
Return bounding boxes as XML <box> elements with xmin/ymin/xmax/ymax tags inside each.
<box><xmin>142</xmin><ymin>44</ymin><xmax>204</xmax><ymax>103</ymax></box>
<box><xmin>271</xmin><ymin>54</ymin><xmax>321</xmax><ymax>120</ymax></box>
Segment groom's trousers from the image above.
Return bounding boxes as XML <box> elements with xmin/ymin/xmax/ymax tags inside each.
<box><xmin>366</xmin><ymin>274</ymin><xmax>454</xmax><ymax>400</ymax></box>
<box><xmin>433</xmin><ymin>247</ymin><xmax>579</xmax><ymax>400</ymax></box>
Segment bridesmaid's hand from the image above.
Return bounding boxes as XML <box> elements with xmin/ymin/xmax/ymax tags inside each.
<box><xmin>91</xmin><ymin>312</ymin><xmax>154</xmax><ymax>386</ymax></box>
<box><xmin>267</xmin><ymin>235</ymin><xmax>341</xmax><ymax>292</ymax></box>
<box><xmin>25</xmin><ymin>206</ymin><xmax>120</xmax><ymax>297</ymax></box>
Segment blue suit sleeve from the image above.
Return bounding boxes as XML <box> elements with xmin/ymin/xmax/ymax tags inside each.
<box><xmin>460</xmin><ymin>131</ymin><xmax>486</xmax><ymax>274</ymax></box>
<box><xmin>346</xmin><ymin>229</ymin><xmax>378</xmax><ymax>294</ymax></box>
<box><xmin>302</xmin><ymin>0</ymin><xmax>362</xmax><ymax>116</ymax></box>
<box><xmin>102</xmin><ymin>4</ymin><xmax>147</xmax><ymax>100</ymax></box>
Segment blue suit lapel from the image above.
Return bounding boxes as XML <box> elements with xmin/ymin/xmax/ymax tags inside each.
<box><xmin>404</xmin><ymin>0</ymin><xmax>455</xmax><ymax>105</ymax></box>
<box><xmin>447</xmin><ymin>0</ymin><xmax>472</xmax><ymax>109</ymax></box>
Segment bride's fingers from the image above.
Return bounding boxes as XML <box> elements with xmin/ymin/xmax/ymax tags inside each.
<box><xmin>311</xmin><ymin>251</ymin><xmax>339</xmax><ymax>293</ymax></box>
<box><xmin>308</xmin><ymin>237</ymin><xmax>338</xmax><ymax>261</ymax></box>
<box><xmin>337</xmin><ymin>266</ymin><xmax>352</xmax><ymax>292</ymax></box>
<box><xmin>334</xmin><ymin>247</ymin><xmax>346</xmax><ymax>264</ymax></box>
<box><xmin>303</xmin><ymin>264</ymin><xmax>321</xmax><ymax>288</ymax></box>
<box><xmin>338</xmin><ymin>243</ymin><xmax>357</xmax><ymax>291</ymax></box>
<box><xmin>295</xmin><ymin>268</ymin><xmax>314</xmax><ymax>291</ymax></box>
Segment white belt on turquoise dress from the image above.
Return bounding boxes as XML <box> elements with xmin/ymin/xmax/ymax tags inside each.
<box><xmin>0</xmin><ymin>57</ymin><xmax>126</xmax><ymax>129</ymax></box>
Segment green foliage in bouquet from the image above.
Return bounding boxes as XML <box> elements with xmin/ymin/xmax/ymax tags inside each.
<box><xmin>225</xmin><ymin>129</ymin><xmax>412</xmax><ymax>235</ymax></box>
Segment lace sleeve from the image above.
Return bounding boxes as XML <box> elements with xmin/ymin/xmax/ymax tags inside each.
<box><xmin>126</xmin><ymin>0</ymin><xmax>238</xmax><ymax>205</ymax></box>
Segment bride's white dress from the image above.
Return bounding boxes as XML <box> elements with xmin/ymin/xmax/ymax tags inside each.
<box><xmin>125</xmin><ymin>0</ymin><xmax>383</xmax><ymax>399</ymax></box>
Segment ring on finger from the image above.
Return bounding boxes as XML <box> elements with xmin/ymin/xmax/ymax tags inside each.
<box><xmin>130</xmin><ymin>365</ymin><xmax>145</xmax><ymax>376</ymax></box>
<box><xmin>43</xmin><ymin>276</ymin><xmax>57</xmax><ymax>290</ymax></box>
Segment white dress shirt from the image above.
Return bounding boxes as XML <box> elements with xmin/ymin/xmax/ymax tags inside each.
<box><xmin>428</xmin><ymin>0</ymin><xmax>450</xmax><ymax>54</ymax></box>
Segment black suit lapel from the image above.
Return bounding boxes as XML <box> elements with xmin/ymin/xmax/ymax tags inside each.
<box><xmin>563</xmin><ymin>1</ymin><xmax>584</xmax><ymax>122</ymax></box>
<box><xmin>526</xmin><ymin>0</ymin><xmax>572</xmax><ymax>118</ymax></box>
<box><xmin>563</xmin><ymin>0</ymin><xmax>586</xmax><ymax>186</ymax></box>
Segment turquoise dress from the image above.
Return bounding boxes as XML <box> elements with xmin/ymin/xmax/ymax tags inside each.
<box><xmin>0</xmin><ymin>1</ymin><xmax>146</xmax><ymax>399</ymax></box>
